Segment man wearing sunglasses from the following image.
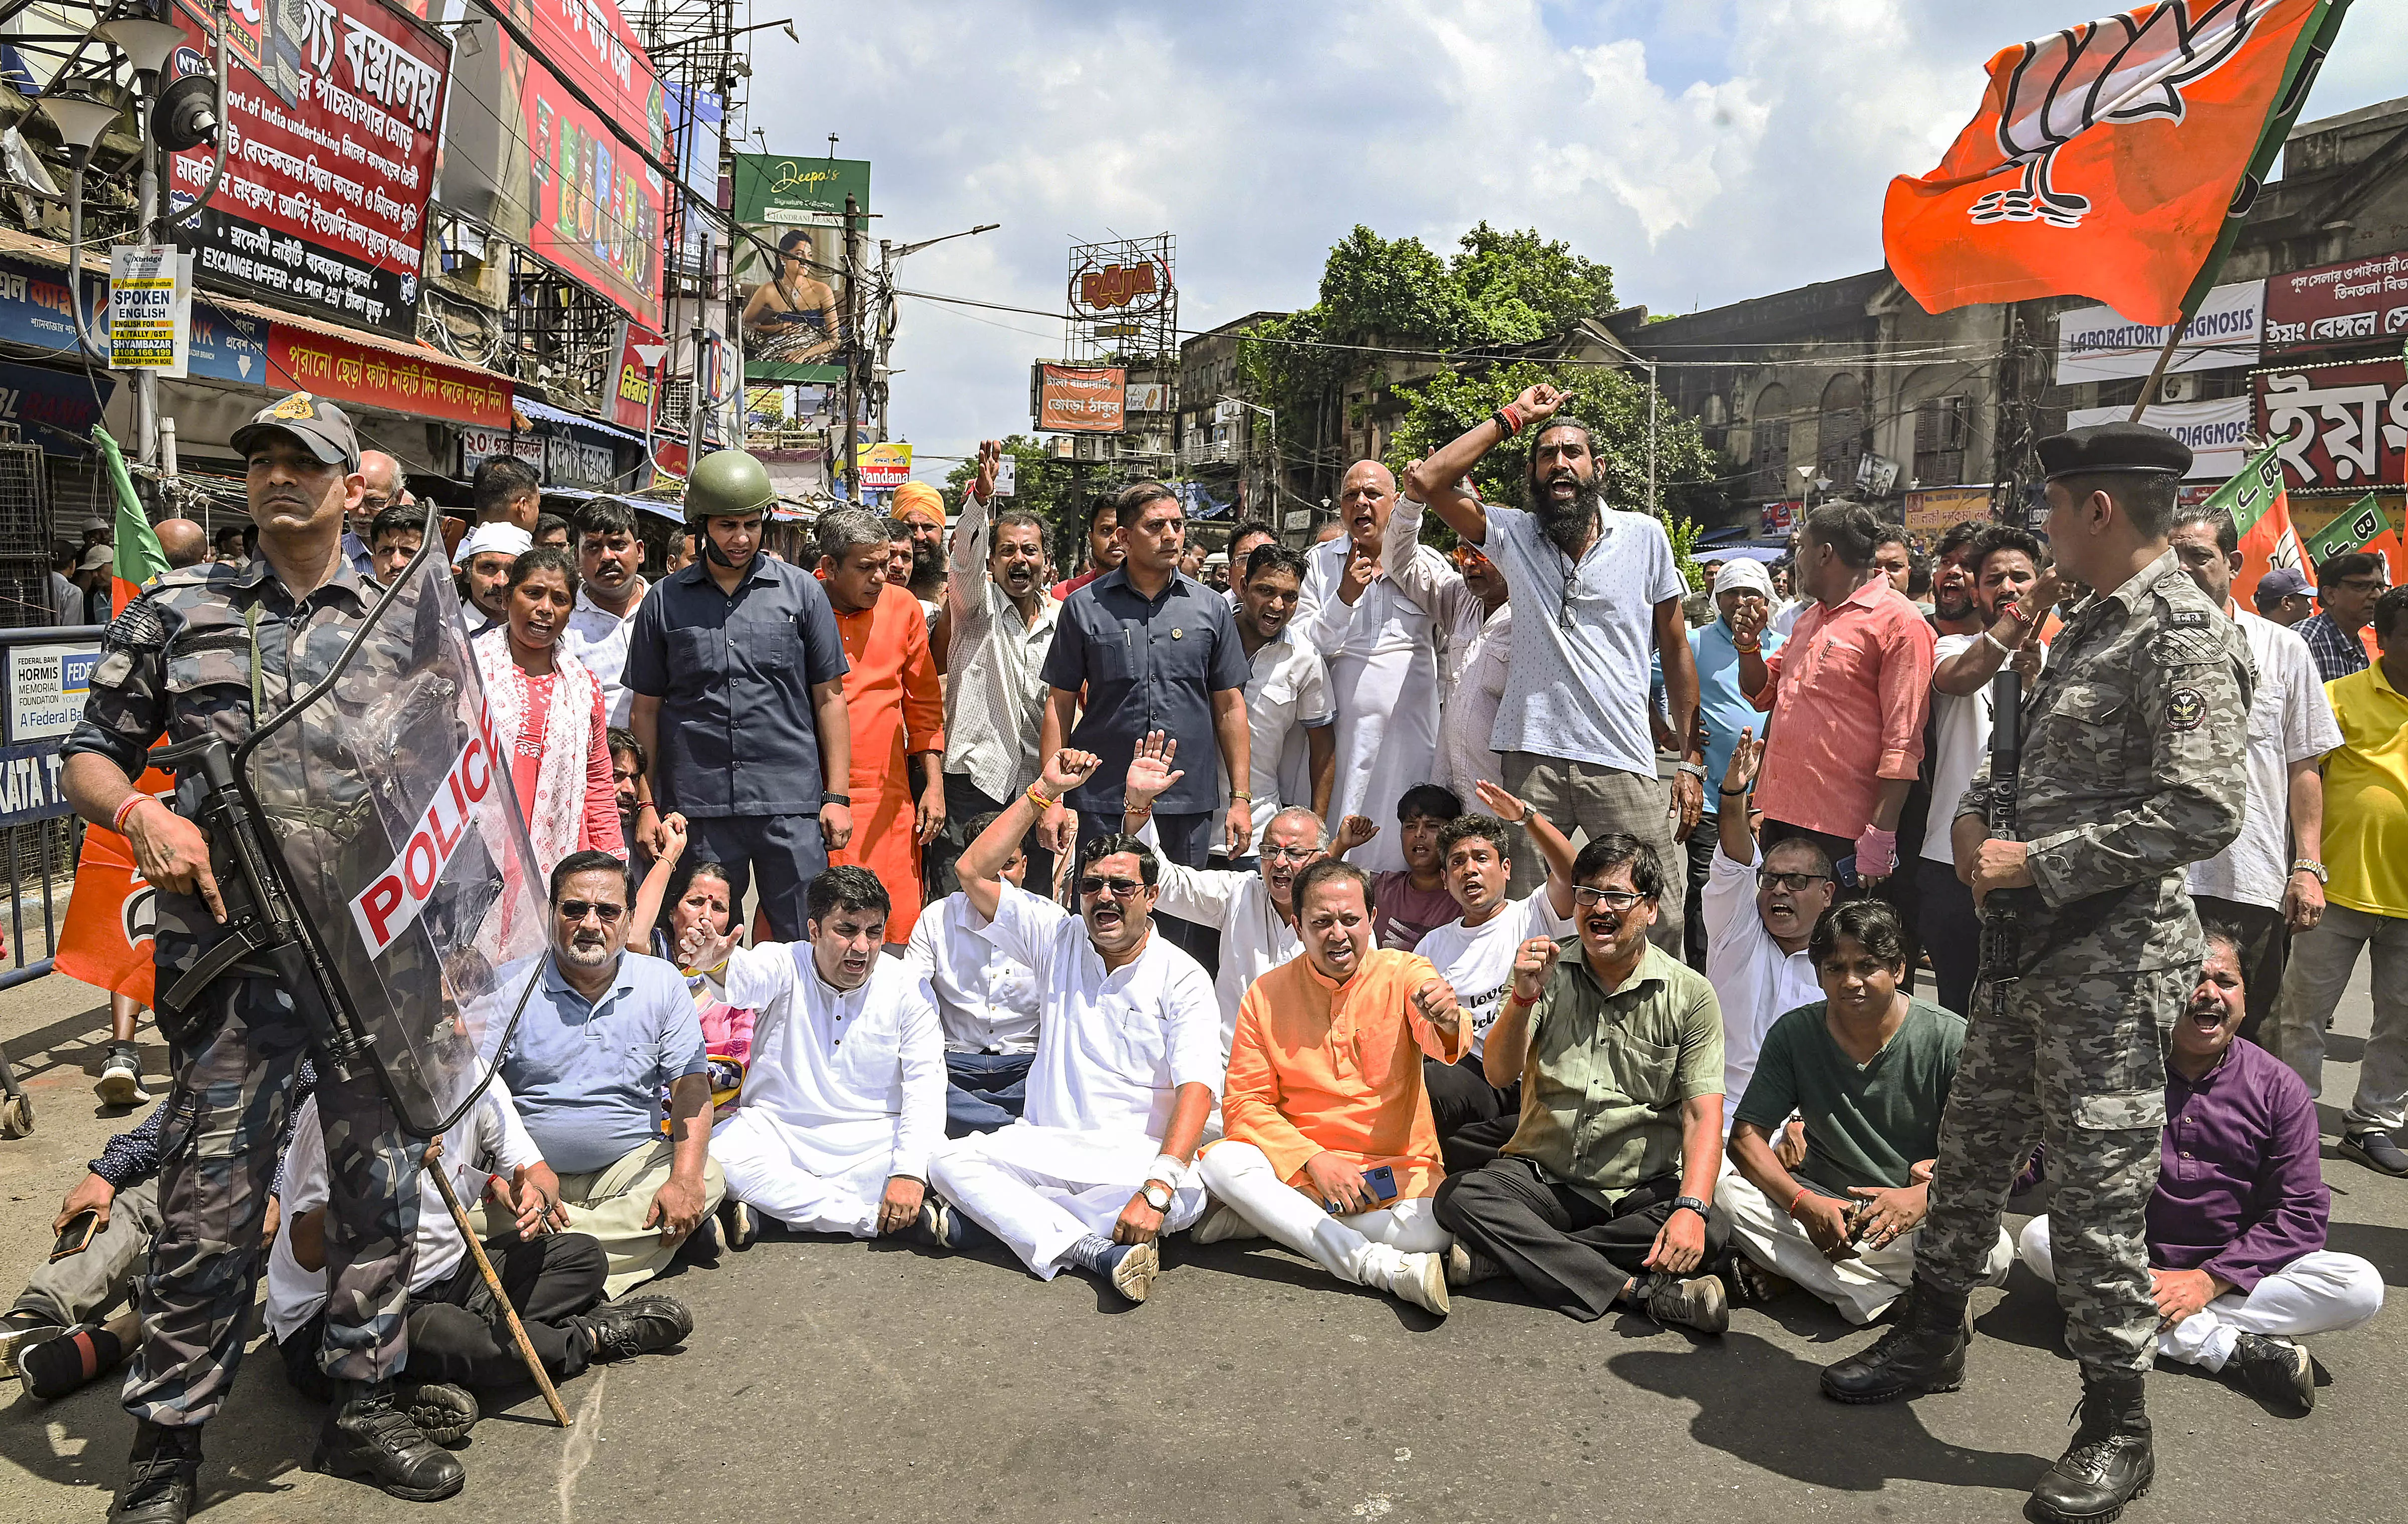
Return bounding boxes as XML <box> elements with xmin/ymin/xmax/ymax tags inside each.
<box><xmin>925</xmin><ymin>750</ymin><xmax>1224</xmax><ymax>1305</ymax></box>
<box><xmin>1433</xmin><ymin>835</ymin><xmax>1733</xmax><ymax>1331</ymax></box>
<box><xmin>494</xmin><ymin>853</ymin><xmax>723</xmax><ymax>1300</ymax></box>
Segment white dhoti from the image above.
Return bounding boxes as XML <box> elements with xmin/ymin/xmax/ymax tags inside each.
<box><xmin>930</xmin><ymin>1125</ymin><xmax>1207</xmax><ymax>1279</ymax></box>
<box><xmin>1719</xmin><ymin>1171</ymin><xmax>2012</xmax><ymax>1325</ymax></box>
<box><xmin>2019</xmin><ymin>1215</ymin><xmax>2383</xmax><ymax>1370</ymax></box>
<box><xmin>712</xmin><ymin>1109</ymin><xmax>897</xmax><ymax>1238</ymax></box>
<box><xmin>1301</xmin><ymin>539</ymin><xmax>1441</xmax><ymax>876</ymax></box>
<box><xmin>1198</xmin><ymin>1141</ymin><xmax>1449</xmax><ymax>1288</ymax></box>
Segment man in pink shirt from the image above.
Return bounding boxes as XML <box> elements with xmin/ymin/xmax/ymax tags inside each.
<box><xmin>1735</xmin><ymin>503</ymin><xmax>1935</xmax><ymax>886</ymax></box>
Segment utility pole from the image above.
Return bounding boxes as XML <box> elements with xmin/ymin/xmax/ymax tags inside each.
<box><xmin>842</xmin><ymin>193</ymin><xmax>862</xmax><ymax>498</ymax></box>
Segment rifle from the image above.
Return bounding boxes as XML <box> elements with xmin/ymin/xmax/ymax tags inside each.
<box><xmin>156</xmin><ymin>735</ymin><xmax>377</xmax><ymax>1083</ymax></box>
<box><xmin>1980</xmin><ymin>668</ymin><xmax>2023</xmax><ymax>1016</ymax></box>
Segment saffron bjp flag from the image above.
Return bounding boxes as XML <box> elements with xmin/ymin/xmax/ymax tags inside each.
<box><xmin>54</xmin><ymin>427</ymin><xmax>171</xmax><ymax>1006</ymax></box>
<box><xmin>2301</xmin><ymin>492</ymin><xmax>2406</xmax><ymax>658</ymax></box>
<box><xmin>2200</xmin><ymin>441</ymin><xmax>2302</xmax><ymax>610</ymax></box>
<box><xmin>1884</xmin><ymin>0</ymin><xmax>2350</xmax><ymax>325</ymax></box>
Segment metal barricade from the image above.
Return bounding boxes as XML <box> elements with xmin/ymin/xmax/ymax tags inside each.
<box><xmin>0</xmin><ymin>623</ymin><xmax>100</xmax><ymax>996</ymax></box>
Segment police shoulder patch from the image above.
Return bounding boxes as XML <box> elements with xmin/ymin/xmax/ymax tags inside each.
<box><xmin>2151</xmin><ymin>622</ymin><xmax>2228</xmax><ymax>667</ymax></box>
<box><xmin>2168</xmin><ymin>687</ymin><xmax>2207</xmax><ymax>731</ymax></box>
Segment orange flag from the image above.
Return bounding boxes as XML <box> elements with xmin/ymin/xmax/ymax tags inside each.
<box><xmin>1885</xmin><ymin>0</ymin><xmax>2348</xmax><ymax>324</ymax></box>
<box><xmin>2205</xmin><ymin>442</ymin><xmax>2302</xmax><ymax>611</ymax></box>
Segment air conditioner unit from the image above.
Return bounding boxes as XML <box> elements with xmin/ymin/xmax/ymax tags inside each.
<box><xmin>2158</xmin><ymin>372</ymin><xmax>2198</xmax><ymax>404</ymax></box>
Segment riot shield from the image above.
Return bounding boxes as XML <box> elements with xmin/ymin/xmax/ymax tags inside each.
<box><xmin>233</xmin><ymin>510</ymin><xmax>550</xmax><ymax>1137</ymax></box>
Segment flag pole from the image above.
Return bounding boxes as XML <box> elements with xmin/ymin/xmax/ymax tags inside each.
<box><xmin>2127</xmin><ymin>301</ymin><xmax>2199</xmax><ymax>425</ymax></box>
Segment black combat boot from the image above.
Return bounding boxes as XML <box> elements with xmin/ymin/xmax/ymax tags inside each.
<box><xmin>2028</xmin><ymin>1370</ymin><xmax>2153</xmax><ymax>1523</ymax></box>
<box><xmin>108</xmin><ymin>1422</ymin><xmax>201</xmax><ymax>1524</ymax></box>
<box><xmin>312</xmin><ymin>1378</ymin><xmax>467</xmax><ymax>1501</ymax></box>
<box><xmin>1820</xmin><ymin>1276</ymin><xmax>1970</xmax><ymax>1403</ymax></box>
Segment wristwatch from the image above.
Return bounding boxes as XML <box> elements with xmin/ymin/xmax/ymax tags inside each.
<box><xmin>1675</xmin><ymin>760</ymin><xmax>1706</xmax><ymax>780</ymax></box>
<box><xmin>821</xmin><ymin>791</ymin><xmax>851</xmax><ymax>806</ymax></box>
<box><xmin>2292</xmin><ymin>859</ymin><xmax>2329</xmax><ymax>884</ymax></box>
<box><xmin>1142</xmin><ymin>1182</ymin><xmax>1174</xmax><ymax>1213</ymax></box>
<box><xmin>1671</xmin><ymin>1195</ymin><xmax>1711</xmax><ymax>1223</ymax></box>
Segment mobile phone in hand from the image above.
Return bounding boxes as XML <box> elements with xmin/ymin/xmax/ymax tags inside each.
<box><xmin>1361</xmin><ymin>1165</ymin><xmax>1399</xmax><ymax>1205</ymax></box>
<box><xmin>51</xmin><ymin>1210</ymin><xmax>100</xmax><ymax>1262</ymax></box>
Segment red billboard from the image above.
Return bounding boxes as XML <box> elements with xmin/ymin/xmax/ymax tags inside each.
<box><xmin>1036</xmin><ymin>364</ymin><xmax>1125</xmax><ymax>433</ymax></box>
<box><xmin>2255</xmin><ymin>358</ymin><xmax>2408</xmax><ymax>493</ymax></box>
<box><xmin>2264</xmin><ymin>249</ymin><xmax>2408</xmax><ymax>354</ymax></box>
<box><xmin>505</xmin><ymin>0</ymin><xmax>668</xmax><ymax>328</ymax></box>
<box><xmin>170</xmin><ymin>0</ymin><xmax>449</xmax><ymax>337</ymax></box>
<box><xmin>610</xmin><ymin>321</ymin><xmax>663</xmax><ymax>431</ymax></box>
<box><xmin>269</xmin><ymin>326</ymin><xmax>512</xmax><ymax>428</ymax></box>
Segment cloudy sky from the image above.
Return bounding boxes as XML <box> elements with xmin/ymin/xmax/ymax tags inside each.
<box><xmin>748</xmin><ymin>0</ymin><xmax>2405</xmax><ymax>481</ymax></box>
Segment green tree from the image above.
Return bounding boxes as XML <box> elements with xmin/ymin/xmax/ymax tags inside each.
<box><xmin>941</xmin><ymin>434</ymin><xmax>1093</xmax><ymax>568</ymax></box>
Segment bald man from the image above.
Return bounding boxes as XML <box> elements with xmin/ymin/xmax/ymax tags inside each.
<box><xmin>1293</xmin><ymin>462</ymin><xmax>1441</xmax><ymax>876</ymax></box>
<box><xmin>152</xmin><ymin>519</ymin><xmax>209</xmax><ymax>570</ymax></box>
<box><xmin>343</xmin><ymin>450</ymin><xmax>406</xmax><ymax>578</ymax></box>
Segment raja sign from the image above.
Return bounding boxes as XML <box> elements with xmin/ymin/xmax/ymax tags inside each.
<box><xmin>172</xmin><ymin>0</ymin><xmax>449</xmax><ymax>337</ymax></box>
<box><xmin>2256</xmin><ymin>358</ymin><xmax>2408</xmax><ymax>492</ymax></box>
<box><xmin>2053</xmin><ymin>279</ymin><xmax>2265</xmax><ymax>386</ymax></box>
<box><xmin>1071</xmin><ymin>260</ymin><xmax>1165</xmax><ymax>316</ymax></box>
<box><xmin>1036</xmin><ymin>364</ymin><xmax>1125</xmax><ymax>434</ymax></box>
<box><xmin>2065</xmin><ymin>396</ymin><xmax>2254</xmax><ymax>480</ymax></box>
<box><xmin>350</xmin><ymin>724</ymin><xmax>497</xmax><ymax>956</ymax></box>
<box><xmin>2266</xmin><ymin>248</ymin><xmax>2408</xmax><ymax>353</ymax></box>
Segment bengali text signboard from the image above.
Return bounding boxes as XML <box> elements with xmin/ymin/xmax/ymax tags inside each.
<box><xmin>2255</xmin><ymin>358</ymin><xmax>2408</xmax><ymax>493</ymax></box>
<box><xmin>270</xmin><ymin>325</ymin><xmax>510</xmax><ymax>427</ymax></box>
<box><xmin>2265</xmin><ymin>248</ymin><xmax>2408</xmax><ymax>354</ymax></box>
<box><xmin>1036</xmin><ymin>364</ymin><xmax>1125</xmax><ymax>434</ymax></box>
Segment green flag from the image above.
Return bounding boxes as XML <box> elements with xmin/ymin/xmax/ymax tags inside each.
<box><xmin>2304</xmin><ymin>492</ymin><xmax>2387</xmax><ymax>568</ymax></box>
<box><xmin>90</xmin><ymin>426</ymin><xmax>166</xmax><ymax>615</ymax></box>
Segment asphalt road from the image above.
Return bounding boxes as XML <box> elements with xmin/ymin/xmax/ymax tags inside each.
<box><xmin>1</xmin><ymin>963</ymin><xmax>2402</xmax><ymax>1524</ymax></box>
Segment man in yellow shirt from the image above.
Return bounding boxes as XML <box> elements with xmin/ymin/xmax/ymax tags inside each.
<box><xmin>1196</xmin><ymin>859</ymin><xmax>1465</xmax><ymax>1315</ymax></box>
<box><xmin>2275</xmin><ymin>587</ymin><xmax>2408</xmax><ymax>1176</ymax></box>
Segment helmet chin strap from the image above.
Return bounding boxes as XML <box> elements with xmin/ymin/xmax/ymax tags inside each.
<box><xmin>701</xmin><ymin>524</ymin><xmax>758</xmax><ymax>570</ymax></box>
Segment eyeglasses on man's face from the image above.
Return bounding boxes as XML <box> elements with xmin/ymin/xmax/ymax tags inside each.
<box><xmin>1572</xmin><ymin>886</ymin><xmax>1647</xmax><ymax>913</ymax></box>
<box><xmin>1757</xmin><ymin>870</ymin><xmax>1833</xmax><ymax>893</ymax></box>
<box><xmin>556</xmin><ymin>899</ymin><xmax>626</xmax><ymax>924</ymax></box>
<box><xmin>1079</xmin><ymin>875</ymin><xmax>1145</xmax><ymax>900</ymax></box>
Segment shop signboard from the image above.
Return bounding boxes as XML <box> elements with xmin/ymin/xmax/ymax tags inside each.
<box><xmin>856</xmin><ymin>441</ymin><xmax>912</xmax><ymax>490</ymax></box>
<box><xmin>169</xmin><ymin>0</ymin><xmax>449</xmax><ymax>337</ymax></box>
<box><xmin>1035</xmin><ymin>364</ymin><xmax>1125</xmax><ymax>433</ymax></box>
<box><xmin>1902</xmin><ymin>484</ymin><xmax>1995</xmax><ymax>533</ymax></box>
<box><xmin>2265</xmin><ymin>249</ymin><xmax>2408</xmax><ymax>353</ymax></box>
<box><xmin>2053</xmin><ymin>279</ymin><xmax>2264</xmax><ymax>385</ymax></box>
<box><xmin>271</xmin><ymin>325</ymin><xmax>511</xmax><ymax>427</ymax></box>
<box><xmin>0</xmin><ymin>359</ymin><xmax>114</xmax><ymax>457</ymax></box>
<box><xmin>2255</xmin><ymin>357</ymin><xmax>2408</xmax><ymax>493</ymax></box>
<box><xmin>730</xmin><ymin>152</ymin><xmax>870</xmax><ymax>384</ymax></box>
<box><xmin>2064</xmin><ymin>396</ymin><xmax>2254</xmax><ymax>480</ymax></box>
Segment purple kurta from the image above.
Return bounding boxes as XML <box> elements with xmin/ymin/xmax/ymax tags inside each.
<box><xmin>2150</xmin><ymin>1037</ymin><xmax>2328</xmax><ymax>1293</ymax></box>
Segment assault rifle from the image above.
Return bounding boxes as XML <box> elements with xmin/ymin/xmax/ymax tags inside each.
<box><xmin>1981</xmin><ymin>668</ymin><xmax>2023</xmax><ymax>1016</ymax></box>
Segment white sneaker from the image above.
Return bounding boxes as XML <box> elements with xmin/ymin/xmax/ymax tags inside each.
<box><xmin>1444</xmin><ymin>1240</ymin><xmax>1503</xmax><ymax>1288</ymax></box>
<box><xmin>1191</xmin><ymin>1199</ymin><xmax>1261</xmax><ymax>1245</ymax></box>
<box><xmin>97</xmin><ymin>1045</ymin><xmax>147</xmax><ymax>1106</ymax></box>
<box><xmin>1387</xmin><ymin>1252</ymin><xmax>1451</xmax><ymax>1318</ymax></box>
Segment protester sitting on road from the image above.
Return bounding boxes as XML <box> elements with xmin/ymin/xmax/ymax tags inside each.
<box><xmin>687</xmin><ymin>866</ymin><xmax>947</xmax><ymax>1251</ymax></box>
<box><xmin>472</xmin><ymin>547</ymin><xmax>625</xmax><ymax>881</ymax></box>
<box><xmin>626</xmin><ymin>816</ymin><xmax>751</xmax><ymax>1120</ymax></box>
<box><xmin>1194</xmin><ymin>858</ymin><xmax>1463</xmax><ymax>1316</ymax></box>
<box><xmin>366</xmin><ymin>502</ymin><xmax>424</xmax><ymax>588</ymax></box>
<box><xmin>1412</xmin><ymin>786</ymin><xmax>1578</xmax><ymax>1176</ymax></box>
<box><xmin>1335</xmin><ymin>783</ymin><xmax>1465</xmax><ymax>953</ymax></box>
<box><xmin>267</xmin><ymin>1084</ymin><xmax>687</xmax><ymax>1445</ymax></box>
<box><xmin>608</xmin><ymin>726</ymin><xmax>656</xmax><ymax>870</ymax></box>
<box><xmin>1123</xmin><ymin>731</ymin><xmax>1314</xmax><ymax>1048</ymax></box>
<box><xmin>1433</xmin><ymin>835</ymin><xmax>1732</xmax><ymax>1331</ymax></box>
<box><xmin>903</xmin><ymin>812</ymin><xmax>1044</xmax><ymax>1138</ymax></box>
<box><xmin>1705</xmin><ymin>728</ymin><xmax>1836</xmax><ymax>1130</ymax></box>
<box><xmin>491</xmin><ymin>852</ymin><xmax>722</xmax><ymax>1296</ymax></box>
<box><xmin>2020</xmin><ymin>927</ymin><xmax>2383</xmax><ymax>1417</ymax></box>
<box><xmin>452</xmin><ymin>519</ymin><xmax>530</xmax><ymax>636</ymax></box>
<box><xmin>923</xmin><ymin>750</ymin><xmax>1223</xmax><ymax>1306</ymax></box>
<box><xmin>1720</xmin><ymin>899</ymin><xmax>2010</xmax><ymax>1322</ymax></box>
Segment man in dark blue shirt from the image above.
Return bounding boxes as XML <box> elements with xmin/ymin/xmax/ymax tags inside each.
<box><xmin>1037</xmin><ymin>483</ymin><xmax>1252</xmax><ymax>877</ymax></box>
<box><xmin>625</xmin><ymin>450</ymin><xmax>852</xmax><ymax>940</ymax></box>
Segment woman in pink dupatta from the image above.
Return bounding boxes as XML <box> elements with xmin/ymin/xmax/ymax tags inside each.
<box><xmin>473</xmin><ymin>546</ymin><xmax>625</xmax><ymax>879</ymax></box>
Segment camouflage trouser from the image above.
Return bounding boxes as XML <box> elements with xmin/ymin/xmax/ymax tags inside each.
<box><xmin>1916</xmin><ymin>966</ymin><xmax>2181</xmax><ymax>1379</ymax></box>
<box><xmin>122</xmin><ymin>976</ymin><xmax>419</xmax><ymax>1428</ymax></box>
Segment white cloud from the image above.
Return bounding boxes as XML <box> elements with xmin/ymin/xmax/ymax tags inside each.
<box><xmin>749</xmin><ymin>0</ymin><xmax>2407</xmax><ymax>481</ymax></box>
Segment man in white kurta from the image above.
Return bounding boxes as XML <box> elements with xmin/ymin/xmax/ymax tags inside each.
<box><xmin>705</xmin><ymin>867</ymin><xmax>949</xmax><ymax>1238</ymax></box>
<box><xmin>1296</xmin><ymin>461</ymin><xmax>1440</xmax><ymax>876</ymax></box>
<box><xmin>927</xmin><ymin>749</ymin><xmax>1225</xmax><ymax>1303</ymax></box>
<box><xmin>1383</xmin><ymin>494</ymin><xmax>1513</xmax><ymax>800</ymax></box>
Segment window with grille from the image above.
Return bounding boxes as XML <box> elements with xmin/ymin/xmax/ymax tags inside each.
<box><xmin>1915</xmin><ymin>395</ymin><xmax>1969</xmax><ymax>486</ymax></box>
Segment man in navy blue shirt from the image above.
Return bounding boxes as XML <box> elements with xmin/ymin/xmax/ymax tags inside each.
<box><xmin>1036</xmin><ymin>482</ymin><xmax>1252</xmax><ymax>877</ymax></box>
<box><xmin>626</xmin><ymin>450</ymin><xmax>851</xmax><ymax>940</ymax></box>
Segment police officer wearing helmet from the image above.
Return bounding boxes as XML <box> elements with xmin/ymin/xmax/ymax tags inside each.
<box><xmin>625</xmin><ymin>448</ymin><xmax>853</xmax><ymax>938</ymax></box>
<box><xmin>1818</xmin><ymin>422</ymin><xmax>2252</xmax><ymax>1524</ymax></box>
<box><xmin>61</xmin><ymin>392</ymin><xmax>464</xmax><ymax>1520</ymax></box>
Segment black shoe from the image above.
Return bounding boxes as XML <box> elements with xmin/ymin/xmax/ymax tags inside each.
<box><xmin>579</xmin><ymin>1294</ymin><xmax>693</xmax><ymax>1362</ymax></box>
<box><xmin>399</xmin><ymin>1380</ymin><xmax>481</xmax><ymax>1445</ymax></box>
<box><xmin>1</xmin><ymin>1307</ymin><xmax>64</xmax><ymax>1377</ymax></box>
<box><xmin>2340</xmin><ymin>1131</ymin><xmax>2408</xmax><ymax>1177</ymax></box>
<box><xmin>2227</xmin><ymin>1332</ymin><xmax>2314</xmax><ymax>1418</ymax></box>
<box><xmin>311</xmin><ymin>1380</ymin><xmax>467</xmax><ymax>1502</ymax></box>
<box><xmin>2028</xmin><ymin>1371</ymin><xmax>2153</xmax><ymax>1523</ymax></box>
<box><xmin>719</xmin><ymin>1199</ymin><xmax>759</xmax><ymax>1252</ymax></box>
<box><xmin>109</xmin><ymin>1422</ymin><xmax>201</xmax><ymax>1524</ymax></box>
<box><xmin>1821</xmin><ymin>1277</ymin><xmax>1970</xmax><ymax>1404</ymax></box>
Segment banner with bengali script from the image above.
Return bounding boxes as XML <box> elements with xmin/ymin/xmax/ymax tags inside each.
<box><xmin>267</xmin><ymin>325</ymin><xmax>511</xmax><ymax>427</ymax></box>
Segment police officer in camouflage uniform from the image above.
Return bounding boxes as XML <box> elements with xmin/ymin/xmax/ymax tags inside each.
<box><xmin>1819</xmin><ymin>424</ymin><xmax>2251</xmax><ymax>1524</ymax></box>
<box><xmin>61</xmin><ymin>394</ymin><xmax>464</xmax><ymax>1522</ymax></box>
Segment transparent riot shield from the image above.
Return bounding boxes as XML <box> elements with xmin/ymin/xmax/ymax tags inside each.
<box><xmin>233</xmin><ymin>510</ymin><xmax>549</xmax><ymax>1137</ymax></box>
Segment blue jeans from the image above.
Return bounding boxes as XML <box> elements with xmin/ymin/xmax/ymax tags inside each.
<box><xmin>945</xmin><ymin>1051</ymin><xmax>1033</xmax><ymax>1138</ymax></box>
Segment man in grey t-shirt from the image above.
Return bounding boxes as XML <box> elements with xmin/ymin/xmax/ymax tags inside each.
<box><xmin>1403</xmin><ymin>382</ymin><xmax>1701</xmax><ymax>954</ymax></box>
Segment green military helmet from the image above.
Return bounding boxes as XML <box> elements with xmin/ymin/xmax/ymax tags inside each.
<box><xmin>684</xmin><ymin>448</ymin><xmax>776</xmax><ymax>521</ymax></box>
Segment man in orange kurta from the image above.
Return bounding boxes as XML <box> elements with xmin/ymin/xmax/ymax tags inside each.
<box><xmin>819</xmin><ymin>510</ymin><xmax>946</xmax><ymax>945</ymax></box>
<box><xmin>1197</xmin><ymin>857</ymin><xmax>1464</xmax><ymax>1315</ymax></box>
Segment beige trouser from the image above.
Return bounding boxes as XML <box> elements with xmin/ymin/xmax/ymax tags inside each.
<box><xmin>477</xmin><ymin>1140</ymin><xmax>726</xmax><ymax>1300</ymax></box>
<box><xmin>1717</xmin><ymin>1170</ymin><xmax>2011</xmax><ymax>1325</ymax></box>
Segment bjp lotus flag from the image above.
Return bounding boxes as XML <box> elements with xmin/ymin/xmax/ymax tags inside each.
<box><xmin>2301</xmin><ymin>491</ymin><xmax>2405</xmax><ymax>658</ymax></box>
<box><xmin>54</xmin><ymin>428</ymin><xmax>171</xmax><ymax>1005</ymax></box>
<box><xmin>1885</xmin><ymin>0</ymin><xmax>2350</xmax><ymax>325</ymax></box>
<box><xmin>2199</xmin><ymin>441</ymin><xmax>2301</xmax><ymax>611</ymax></box>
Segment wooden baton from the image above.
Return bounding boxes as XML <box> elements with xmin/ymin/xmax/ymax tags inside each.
<box><xmin>420</xmin><ymin>1140</ymin><xmax>571</xmax><ymax>1428</ymax></box>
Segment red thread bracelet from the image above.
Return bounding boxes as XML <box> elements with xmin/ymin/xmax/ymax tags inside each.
<box><xmin>1787</xmin><ymin>1185</ymin><xmax>1811</xmax><ymax>1219</ymax></box>
<box><xmin>112</xmin><ymin>793</ymin><xmax>152</xmax><ymax>834</ymax></box>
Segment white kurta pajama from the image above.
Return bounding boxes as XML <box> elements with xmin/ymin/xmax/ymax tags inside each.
<box><xmin>1297</xmin><ymin>533</ymin><xmax>1440</xmax><ymax>875</ymax></box>
<box><xmin>710</xmin><ymin>945</ymin><xmax>948</xmax><ymax>1237</ymax></box>
<box><xmin>928</xmin><ymin>886</ymin><xmax>1225</xmax><ymax>1278</ymax></box>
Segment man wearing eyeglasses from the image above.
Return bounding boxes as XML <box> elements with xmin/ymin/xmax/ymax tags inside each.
<box><xmin>924</xmin><ymin>750</ymin><xmax>1224</xmax><ymax>1305</ymax></box>
<box><xmin>1433</xmin><ymin>835</ymin><xmax>1733</xmax><ymax>1331</ymax></box>
<box><xmin>2296</xmin><ymin>550</ymin><xmax>2385</xmax><ymax>683</ymax></box>
<box><xmin>494</xmin><ymin>852</ymin><xmax>724</xmax><ymax>1299</ymax></box>
<box><xmin>340</xmin><ymin>449</ymin><xmax>406</xmax><ymax>580</ymax></box>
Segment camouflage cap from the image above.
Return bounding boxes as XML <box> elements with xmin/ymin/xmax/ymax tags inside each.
<box><xmin>229</xmin><ymin>391</ymin><xmax>361</xmax><ymax>471</ymax></box>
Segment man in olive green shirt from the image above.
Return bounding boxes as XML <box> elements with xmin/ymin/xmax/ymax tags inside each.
<box><xmin>1434</xmin><ymin>834</ymin><xmax>1732</xmax><ymax>1330</ymax></box>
